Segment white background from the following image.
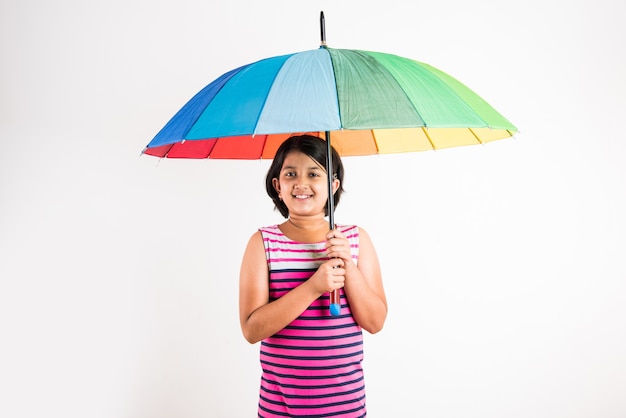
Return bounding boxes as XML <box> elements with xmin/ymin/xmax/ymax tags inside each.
<box><xmin>1</xmin><ymin>0</ymin><xmax>625</xmax><ymax>417</ymax></box>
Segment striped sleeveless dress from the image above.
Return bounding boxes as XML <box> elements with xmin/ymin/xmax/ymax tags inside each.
<box><xmin>258</xmin><ymin>224</ymin><xmax>366</xmax><ymax>417</ymax></box>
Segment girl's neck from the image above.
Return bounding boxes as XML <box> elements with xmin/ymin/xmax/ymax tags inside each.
<box><xmin>287</xmin><ymin>215</ymin><xmax>328</xmax><ymax>230</ymax></box>
<box><xmin>280</xmin><ymin>215</ymin><xmax>330</xmax><ymax>243</ymax></box>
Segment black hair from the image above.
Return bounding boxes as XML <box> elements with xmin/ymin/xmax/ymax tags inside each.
<box><xmin>265</xmin><ymin>134</ymin><xmax>345</xmax><ymax>218</ymax></box>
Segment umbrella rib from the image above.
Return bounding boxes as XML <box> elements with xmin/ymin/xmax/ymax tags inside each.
<box><xmin>468</xmin><ymin>128</ymin><xmax>485</xmax><ymax>145</ymax></box>
<box><xmin>391</xmin><ymin>77</ymin><xmax>428</xmax><ymax>129</ymax></box>
<box><xmin>251</xmin><ymin>57</ymin><xmax>293</xmax><ymax>137</ymax></box>
<box><xmin>365</xmin><ymin>51</ymin><xmax>428</xmax><ymax>128</ymax></box>
<box><xmin>424</xmin><ymin>65</ymin><xmax>491</xmax><ymax>128</ymax></box>
<box><xmin>421</xmin><ymin>127</ymin><xmax>437</xmax><ymax>151</ymax></box>
<box><xmin>258</xmin><ymin>134</ymin><xmax>269</xmax><ymax>160</ymax></box>
<box><xmin>324</xmin><ymin>47</ymin><xmax>343</xmax><ymax>130</ymax></box>
<box><xmin>369</xmin><ymin>129</ymin><xmax>381</xmax><ymax>154</ymax></box>
<box><xmin>162</xmin><ymin>144</ymin><xmax>175</xmax><ymax>158</ymax></box>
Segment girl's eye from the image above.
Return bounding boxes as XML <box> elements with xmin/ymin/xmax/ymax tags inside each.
<box><xmin>285</xmin><ymin>172</ymin><xmax>295</xmax><ymax>177</ymax></box>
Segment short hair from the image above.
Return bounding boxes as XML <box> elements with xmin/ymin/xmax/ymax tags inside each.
<box><xmin>265</xmin><ymin>134</ymin><xmax>345</xmax><ymax>218</ymax></box>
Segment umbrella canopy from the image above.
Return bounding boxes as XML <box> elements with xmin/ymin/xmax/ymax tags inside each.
<box><xmin>142</xmin><ymin>48</ymin><xmax>516</xmax><ymax>159</ymax></box>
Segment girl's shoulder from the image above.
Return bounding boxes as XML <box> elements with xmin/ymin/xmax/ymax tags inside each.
<box><xmin>257</xmin><ymin>225</ymin><xmax>285</xmax><ymax>244</ymax></box>
<box><xmin>258</xmin><ymin>224</ymin><xmax>281</xmax><ymax>234</ymax></box>
<box><xmin>337</xmin><ymin>223</ymin><xmax>358</xmax><ymax>233</ymax></box>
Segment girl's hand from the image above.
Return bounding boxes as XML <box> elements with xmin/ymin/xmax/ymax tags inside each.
<box><xmin>308</xmin><ymin>258</ymin><xmax>346</xmax><ymax>294</ymax></box>
<box><xmin>325</xmin><ymin>229</ymin><xmax>354</xmax><ymax>268</ymax></box>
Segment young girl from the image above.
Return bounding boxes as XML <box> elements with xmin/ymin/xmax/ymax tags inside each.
<box><xmin>239</xmin><ymin>134</ymin><xmax>387</xmax><ymax>417</ymax></box>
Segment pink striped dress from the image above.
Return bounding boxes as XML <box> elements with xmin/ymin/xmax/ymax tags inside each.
<box><xmin>258</xmin><ymin>224</ymin><xmax>366</xmax><ymax>417</ymax></box>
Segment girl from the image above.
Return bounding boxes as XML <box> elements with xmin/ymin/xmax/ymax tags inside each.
<box><xmin>239</xmin><ymin>135</ymin><xmax>387</xmax><ymax>417</ymax></box>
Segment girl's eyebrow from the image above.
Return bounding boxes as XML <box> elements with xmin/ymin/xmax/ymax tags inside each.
<box><xmin>282</xmin><ymin>165</ymin><xmax>323</xmax><ymax>171</ymax></box>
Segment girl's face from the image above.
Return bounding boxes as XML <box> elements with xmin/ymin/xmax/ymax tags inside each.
<box><xmin>272</xmin><ymin>151</ymin><xmax>339</xmax><ymax>218</ymax></box>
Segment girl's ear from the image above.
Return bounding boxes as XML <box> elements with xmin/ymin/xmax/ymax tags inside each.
<box><xmin>272</xmin><ymin>177</ymin><xmax>281</xmax><ymax>194</ymax></box>
<box><xmin>332</xmin><ymin>178</ymin><xmax>340</xmax><ymax>194</ymax></box>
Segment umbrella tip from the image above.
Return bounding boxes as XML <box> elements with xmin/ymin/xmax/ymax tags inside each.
<box><xmin>320</xmin><ymin>11</ymin><xmax>327</xmax><ymax>47</ymax></box>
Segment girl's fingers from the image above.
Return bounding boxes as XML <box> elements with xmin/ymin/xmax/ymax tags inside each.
<box><xmin>326</xmin><ymin>229</ymin><xmax>346</xmax><ymax>241</ymax></box>
<box><xmin>326</xmin><ymin>232</ymin><xmax>349</xmax><ymax>251</ymax></box>
<box><xmin>327</xmin><ymin>244</ymin><xmax>350</xmax><ymax>259</ymax></box>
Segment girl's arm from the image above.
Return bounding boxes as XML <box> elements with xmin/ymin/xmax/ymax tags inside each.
<box><xmin>239</xmin><ymin>231</ymin><xmax>346</xmax><ymax>344</ymax></box>
<box><xmin>326</xmin><ymin>227</ymin><xmax>388</xmax><ymax>333</ymax></box>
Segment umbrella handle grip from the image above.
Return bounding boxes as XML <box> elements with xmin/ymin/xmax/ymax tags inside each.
<box><xmin>329</xmin><ymin>289</ymin><xmax>341</xmax><ymax>316</ymax></box>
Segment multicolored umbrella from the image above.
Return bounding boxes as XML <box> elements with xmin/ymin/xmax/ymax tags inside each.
<box><xmin>142</xmin><ymin>47</ymin><xmax>516</xmax><ymax>159</ymax></box>
<box><xmin>142</xmin><ymin>12</ymin><xmax>517</xmax><ymax>315</ymax></box>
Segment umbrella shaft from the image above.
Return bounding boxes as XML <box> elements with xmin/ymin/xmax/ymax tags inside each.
<box><xmin>325</xmin><ymin>130</ymin><xmax>340</xmax><ymax>316</ymax></box>
<box><xmin>325</xmin><ymin>130</ymin><xmax>334</xmax><ymax>229</ymax></box>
